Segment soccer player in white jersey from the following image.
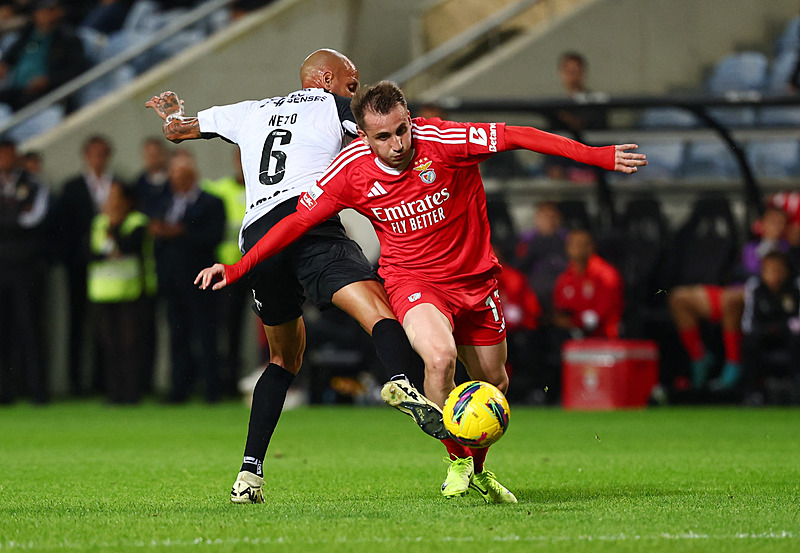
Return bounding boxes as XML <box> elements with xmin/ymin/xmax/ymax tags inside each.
<box><xmin>196</xmin><ymin>81</ymin><xmax>647</xmax><ymax>503</ymax></box>
<box><xmin>146</xmin><ymin>52</ymin><xmax>444</xmax><ymax>505</ymax></box>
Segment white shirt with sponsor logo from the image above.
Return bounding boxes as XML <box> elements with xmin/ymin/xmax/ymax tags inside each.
<box><xmin>197</xmin><ymin>88</ymin><xmax>357</xmax><ymax>250</ymax></box>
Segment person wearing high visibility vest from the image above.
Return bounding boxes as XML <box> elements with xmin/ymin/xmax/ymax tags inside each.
<box><xmin>87</xmin><ymin>181</ymin><xmax>154</xmax><ymax>404</ymax></box>
<box><xmin>202</xmin><ymin>148</ymin><xmax>249</xmax><ymax>396</ymax></box>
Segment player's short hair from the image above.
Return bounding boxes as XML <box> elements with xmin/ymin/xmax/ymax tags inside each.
<box><xmin>351</xmin><ymin>81</ymin><xmax>407</xmax><ymax>130</ymax></box>
<box><xmin>83</xmin><ymin>135</ymin><xmax>112</xmax><ymax>154</ymax></box>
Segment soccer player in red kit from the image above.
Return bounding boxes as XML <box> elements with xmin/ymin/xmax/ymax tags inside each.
<box><xmin>197</xmin><ymin>81</ymin><xmax>646</xmax><ymax>503</ymax></box>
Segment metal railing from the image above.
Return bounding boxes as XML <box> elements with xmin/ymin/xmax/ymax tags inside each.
<box><xmin>386</xmin><ymin>0</ymin><xmax>540</xmax><ymax>86</ymax></box>
<box><xmin>0</xmin><ymin>0</ymin><xmax>233</xmax><ymax>137</ymax></box>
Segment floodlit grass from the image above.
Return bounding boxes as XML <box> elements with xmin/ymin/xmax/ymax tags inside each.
<box><xmin>0</xmin><ymin>402</ymin><xmax>798</xmax><ymax>552</ymax></box>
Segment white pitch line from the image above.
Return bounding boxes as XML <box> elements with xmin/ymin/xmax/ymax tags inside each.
<box><xmin>0</xmin><ymin>531</ymin><xmax>796</xmax><ymax>549</ymax></box>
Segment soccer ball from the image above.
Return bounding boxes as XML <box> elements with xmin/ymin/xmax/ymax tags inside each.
<box><xmin>443</xmin><ymin>381</ymin><xmax>510</xmax><ymax>448</ymax></box>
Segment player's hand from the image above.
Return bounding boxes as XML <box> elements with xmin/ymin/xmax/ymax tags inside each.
<box><xmin>195</xmin><ymin>263</ymin><xmax>228</xmax><ymax>291</ymax></box>
<box><xmin>613</xmin><ymin>144</ymin><xmax>647</xmax><ymax>174</ymax></box>
<box><xmin>145</xmin><ymin>90</ymin><xmax>185</xmax><ymax>121</ymax></box>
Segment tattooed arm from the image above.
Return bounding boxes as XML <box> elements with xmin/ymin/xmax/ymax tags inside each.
<box><xmin>145</xmin><ymin>91</ymin><xmax>202</xmax><ymax>143</ymax></box>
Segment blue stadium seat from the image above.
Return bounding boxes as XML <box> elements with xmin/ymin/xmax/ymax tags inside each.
<box><xmin>746</xmin><ymin>139</ymin><xmax>800</xmax><ymax>179</ymax></box>
<box><xmin>775</xmin><ymin>16</ymin><xmax>800</xmax><ymax>56</ymax></box>
<box><xmin>76</xmin><ymin>27</ymin><xmax>107</xmax><ymax>65</ymax></box>
<box><xmin>682</xmin><ymin>139</ymin><xmax>740</xmax><ymax>179</ymax></box>
<box><xmin>759</xmin><ymin>51</ymin><xmax>800</xmax><ymax>126</ymax></box>
<box><xmin>638</xmin><ymin>107</ymin><xmax>700</xmax><ymax>129</ymax></box>
<box><xmin>707</xmin><ymin>52</ymin><xmax>769</xmax><ymax>95</ymax></box>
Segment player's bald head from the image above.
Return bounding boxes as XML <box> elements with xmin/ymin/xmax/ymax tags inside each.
<box><xmin>299</xmin><ymin>49</ymin><xmax>359</xmax><ymax>98</ymax></box>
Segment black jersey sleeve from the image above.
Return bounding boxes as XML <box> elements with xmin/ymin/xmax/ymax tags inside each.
<box><xmin>333</xmin><ymin>94</ymin><xmax>358</xmax><ymax>138</ymax></box>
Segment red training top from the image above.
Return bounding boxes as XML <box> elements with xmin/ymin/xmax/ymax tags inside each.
<box><xmin>552</xmin><ymin>254</ymin><xmax>624</xmax><ymax>338</ymax></box>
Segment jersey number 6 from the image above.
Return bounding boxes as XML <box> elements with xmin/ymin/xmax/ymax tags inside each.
<box><xmin>259</xmin><ymin>129</ymin><xmax>293</xmax><ymax>185</ymax></box>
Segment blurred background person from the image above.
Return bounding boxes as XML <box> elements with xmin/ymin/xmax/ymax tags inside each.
<box><xmin>87</xmin><ymin>180</ymin><xmax>154</xmax><ymax>405</ymax></box>
<box><xmin>741</xmin><ymin>251</ymin><xmax>800</xmax><ymax>404</ymax></box>
<box><xmin>668</xmin><ymin>207</ymin><xmax>790</xmax><ymax>391</ymax></box>
<box><xmin>133</xmin><ymin>136</ymin><xmax>172</xmax><ymax>218</ymax></box>
<box><xmin>492</xmin><ymin>244</ymin><xmax>543</xmax><ymax>404</ymax></box>
<box><xmin>150</xmin><ymin>150</ymin><xmax>225</xmax><ymax>404</ymax></box>
<box><xmin>514</xmin><ymin>201</ymin><xmax>568</xmax><ymax>317</ymax></box>
<box><xmin>0</xmin><ymin>0</ymin><xmax>87</xmax><ymax>111</ymax></box>
<box><xmin>553</xmin><ymin>228</ymin><xmax>624</xmax><ymax>340</ymax></box>
<box><xmin>544</xmin><ymin>51</ymin><xmax>608</xmax><ymax>183</ymax></box>
<box><xmin>202</xmin><ymin>146</ymin><xmax>248</xmax><ymax>397</ymax></box>
<box><xmin>0</xmin><ymin>138</ymin><xmax>50</xmax><ymax>404</ymax></box>
<box><xmin>57</xmin><ymin>134</ymin><xmax>116</xmax><ymax>396</ymax></box>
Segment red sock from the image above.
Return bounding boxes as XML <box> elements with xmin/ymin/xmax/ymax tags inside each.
<box><xmin>723</xmin><ymin>329</ymin><xmax>742</xmax><ymax>363</ymax></box>
<box><xmin>441</xmin><ymin>437</ymin><xmax>468</xmax><ymax>460</ymax></box>
<box><xmin>468</xmin><ymin>446</ymin><xmax>489</xmax><ymax>473</ymax></box>
<box><xmin>678</xmin><ymin>327</ymin><xmax>705</xmax><ymax>361</ymax></box>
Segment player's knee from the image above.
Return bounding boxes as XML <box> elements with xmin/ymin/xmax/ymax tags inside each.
<box><xmin>488</xmin><ymin>371</ymin><xmax>509</xmax><ymax>393</ymax></box>
<box><xmin>269</xmin><ymin>351</ymin><xmax>303</xmax><ymax>374</ymax></box>
<box><xmin>424</xmin><ymin>343</ymin><xmax>457</xmax><ymax>374</ymax></box>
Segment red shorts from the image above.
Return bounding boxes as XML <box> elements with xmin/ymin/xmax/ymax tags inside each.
<box><xmin>702</xmin><ymin>285</ymin><xmax>723</xmax><ymax>323</ymax></box>
<box><xmin>385</xmin><ymin>276</ymin><xmax>507</xmax><ymax>346</ymax></box>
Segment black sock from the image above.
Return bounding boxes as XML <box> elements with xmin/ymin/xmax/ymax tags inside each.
<box><xmin>371</xmin><ymin>318</ymin><xmax>425</xmax><ymax>388</ymax></box>
<box><xmin>240</xmin><ymin>363</ymin><xmax>295</xmax><ymax>477</ymax></box>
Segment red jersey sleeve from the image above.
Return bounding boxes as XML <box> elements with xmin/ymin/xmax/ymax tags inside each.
<box><xmin>413</xmin><ymin>118</ymin><xmax>507</xmax><ymax>165</ymax></box>
<box><xmin>224</xmin><ymin>180</ymin><xmax>348</xmax><ymax>285</ymax></box>
<box><xmin>504</xmin><ymin>126</ymin><xmax>616</xmax><ymax>170</ymax></box>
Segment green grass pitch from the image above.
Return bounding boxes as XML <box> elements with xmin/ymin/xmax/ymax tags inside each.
<box><xmin>0</xmin><ymin>402</ymin><xmax>798</xmax><ymax>552</ymax></box>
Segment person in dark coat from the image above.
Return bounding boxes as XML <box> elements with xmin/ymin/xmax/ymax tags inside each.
<box><xmin>150</xmin><ymin>149</ymin><xmax>225</xmax><ymax>403</ymax></box>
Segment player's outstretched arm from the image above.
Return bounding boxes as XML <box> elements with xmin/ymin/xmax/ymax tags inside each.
<box><xmin>504</xmin><ymin>126</ymin><xmax>646</xmax><ymax>173</ymax></box>
<box><xmin>194</xmin><ymin>208</ymin><xmax>328</xmax><ymax>291</ymax></box>
<box><xmin>145</xmin><ymin>90</ymin><xmax>201</xmax><ymax>143</ymax></box>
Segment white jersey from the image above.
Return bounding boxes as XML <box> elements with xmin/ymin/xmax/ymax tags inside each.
<box><xmin>197</xmin><ymin>88</ymin><xmax>357</xmax><ymax>250</ymax></box>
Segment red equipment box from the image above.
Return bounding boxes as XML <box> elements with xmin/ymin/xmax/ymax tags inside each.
<box><xmin>561</xmin><ymin>339</ymin><xmax>659</xmax><ymax>410</ymax></box>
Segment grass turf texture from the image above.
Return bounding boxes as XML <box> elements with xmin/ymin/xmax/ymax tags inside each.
<box><xmin>0</xmin><ymin>403</ymin><xmax>797</xmax><ymax>552</ymax></box>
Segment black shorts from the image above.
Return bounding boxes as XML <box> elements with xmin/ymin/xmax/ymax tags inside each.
<box><xmin>242</xmin><ymin>197</ymin><xmax>377</xmax><ymax>326</ymax></box>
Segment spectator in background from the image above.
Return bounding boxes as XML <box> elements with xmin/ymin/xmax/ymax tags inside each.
<box><xmin>514</xmin><ymin>201</ymin><xmax>568</xmax><ymax>315</ymax></box>
<box><xmin>202</xmin><ymin>146</ymin><xmax>248</xmax><ymax>396</ymax></box>
<box><xmin>0</xmin><ymin>138</ymin><xmax>50</xmax><ymax>404</ymax></box>
<box><xmin>0</xmin><ymin>2</ymin><xmax>28</xmax><ymax>50</ymax></box>
<box><xmin>132</xmin><ymin>135</ymin><xmax>171</xmax><ymax>393</ymax></box>
<box><xmin>133</xmin><ymin>136</ymin><xmax>172</xmax><ymax>217</ymax></box>
<box><xmin>0</xmin><ymin>0</ymin><xmax>87</xmax><ymax>111</ymax></box>
<box><xmin>87</xmin><ymin>181</ymin><xmax>154</xmax><ymax>405</ymax></box>
<box><xmin>493</xmin><ymin>244</ymin><xmax>542</xmax><ymax>403</ymax></box>
<box><xmin>58</xmin><ymin>135</ymin><xmax>117</xmax><ymax>396</ymax></box>
<box><xmin>544</xmin><ymin>51</ymin><xmax>607</xmax><ymax>183</ymax></box>
<box><xmin>669</xmin><ymin>207</ymin><xmax>789</xmax><ymax>391</ymax></box>
<box><xmin>553</xmin><ymin>228</ymin><xmax>623</xmax><ymax>339</ymax></box>
<box><xmin>150</xmin><ymin>150</ymin><xmax>225</xmax><ymax>404</ymax></box>
<box><xmin>21</xmin><ymin>150</ymin><xmax>42</xmax><ymax>176</ymax></box>
<box><xmin>79</xmin><ymin>0</ymin><xmax>130</xmax><ymax>36</ymax></box>
<box><xmin>741</xmin><ymin>251</ymin><xmax>800</xmax><ymax>404</ymax></box>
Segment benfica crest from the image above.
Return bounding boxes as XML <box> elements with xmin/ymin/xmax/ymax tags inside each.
<box><xmin>413</xmin><ymin>157</ymin><xmax>436</xmax><ymax>184</ymax></box>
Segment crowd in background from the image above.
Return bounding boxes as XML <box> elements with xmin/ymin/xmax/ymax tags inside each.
<box><xmin>2</xmin><ymin>130</ymin><xmax>800</xmax><ymax>408</ymax></box>
<box><xmin>2</xmin><ymin>5</ymin><xmax>800</xmax><ymax>407</ymax></box>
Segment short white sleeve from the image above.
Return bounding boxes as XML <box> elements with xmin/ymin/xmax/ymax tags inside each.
<box><xmin>197</xmin><ymin>100</ymin><xmax>257</xmax><ymax>144</ymax></box>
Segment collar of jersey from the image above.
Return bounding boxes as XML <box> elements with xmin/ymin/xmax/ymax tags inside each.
<box><xmin>373</xmin><ymin>148</ymin><xmax>415</xmax><ymax>176</ymax></box>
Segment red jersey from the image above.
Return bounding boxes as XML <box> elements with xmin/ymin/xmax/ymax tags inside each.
<box><xmin>224</xmin><ymin>117</ymin><xmax>615</xmax><ymax>286</ymax></box>
<box><xmin>553</xmin><ymin>254</ymin><xmax>623</xmax><ymax>338</ymax></box>
<box><xmin>296</xmin><ymin>118</ymin><xmax>505</xmax><ymax>284</ymax></box>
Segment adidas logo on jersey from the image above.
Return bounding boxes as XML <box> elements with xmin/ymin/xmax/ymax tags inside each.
<box><xmin>367</xmin><ymin>181</ymin><xmax>388</xmax><ymax>198</ymax></box>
